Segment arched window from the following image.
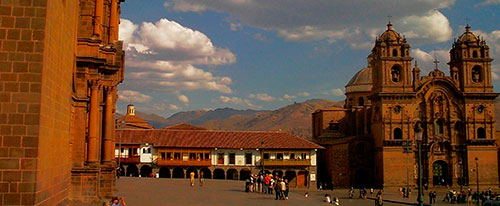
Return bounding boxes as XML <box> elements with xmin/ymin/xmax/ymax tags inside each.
<box><xmin>393</xmin><ymin>128</ymin><xmax>403</xmax><ymax>140</ymax></box>
<box><xmin>435</xmin><ymin>119</ymin><xmax>444</xmax><ymax>135</ymax></box>
<box><xmin>392</xmin><ymin>49</ymin><xmax>398</xmax><ymax>57</ymax></box>
<box><xmin>473</xmin><ymin>50</ymin><xmax>478</xmax><ymax>58</ymax></box>
<box><xmin>472</xmin><ymin>66</ymin><xmax>482</xmax><ymax>83</ymax></box>
<box><xmin>358</xmin><ymin>97</ymin><xmax>364</xmax><ymax>106</ymax></box>
<box><xmin>477</xmin><ymin>127</ymin><xmax>486</xmax><ymax>139</ymax></box>
<box><xmin>391</xmin><ymin>66</ymin><xmax>401</xmax><ymax>83</ymax></box>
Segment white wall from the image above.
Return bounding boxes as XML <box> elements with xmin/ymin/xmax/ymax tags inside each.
<box><xmin>140</xmin><ymin>144</ymin><xmax>152</xmax><ymax>163</ymax></box>
<box><xmin>311</xmin><ymin>150</ymin><xmax>317</xmax><ymax>166</ymax></box>
<box><xmin>212</xmin><ymin>149</ymin><xmax>261</xmax><ymax>166</ymax></box>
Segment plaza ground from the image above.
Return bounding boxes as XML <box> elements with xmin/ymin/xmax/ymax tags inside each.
<box><xmin>115</xmin><ymin>177</ymin><xmax>481</xmax><ymax>205</ymax></box>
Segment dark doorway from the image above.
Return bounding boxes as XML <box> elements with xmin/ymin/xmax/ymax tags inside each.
<box><xmin>126</xmin><ymin>164</ymin><xmax>138</xmax><ymax>177</ymax></box>
<box><xmin>186</xmin><ymin>167</ymin><xmax>198</xmax><ymax>178</ymax></box>
<box><xmin>140</xmin><ymin>165</ymin><xmax>152</xmax><ymax>177</ymax></box>
<box><xmin>119</xmin><ymin>165</ymin><xmax>125</xmax><ymax>176</ymax></box>
<box><xmin>285</xmin><ymin>170</ymin><xmax>297</xmax><ymax>187</ymax></box>
<box><xmin>240</xmin><ymin>168</ymin><xmax>251</xmax><ymax>180</ymax></box>
<box><xmin>200</xmin><ymin>167</ymin><xmax>211</xmax><ymax>179</ymax></box>
<box><xmin>433</xmin><ymin>160</ymin><xmax>449</xmax><ymax>186</ymax></box>
<box><xmin>172</xmin><ymin>167</ymin><xmax>184</xmax><ymax>178</ymax></box>
<box><xmin>159</xmin><ymin>167</ymin><xmax>170</xmax><ymax>178</ymax></box>
<box><xmin>353</xmin><ymin>169</ymin><xmax>370</xmax><ymax>188</ymax></box>
<box><xmin>213</xmin><ymin>168</ymin><xmax>225</xmax><ymax>179</ymax></box>
<box><xmin>273</xmin><ymin>170</ymin><xmax>283</xmax><ymax>178</ymax></box>
<box><xmin>227</xmin><ymin>169</ymin><xmax>238</xmax><ymax>180</ymax></box>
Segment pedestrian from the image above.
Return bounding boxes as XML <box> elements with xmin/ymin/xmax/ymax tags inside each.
<box><xmin>245</xmin><ymin>176</ymin><xmax>250</xmax><ymax>192</ymax></box>
<box><xmin>249</xmin><ymin>174</ymin><xmax>254</xmax><ymax>192</ymax></box>
<box><xmin>325</xmin><ymin>194</ymin><xmax>332</xmax><ymax>203</ymax></box>
<box><xmin>428</xmin><ymin>191</ymin><xmax>433</xmax><ymax>205</ymax></box>
<box><xmin>189</xmin><ymin>171</ymin><xmax>195</xmax><ymax>187</ymax></box>
<box><xmin>402</xmin><ymin>187</ymin><xmax>406</xmax><ymax>198</ymax></box>
<box><xmin>280</xmin><ymin>178</ymin><xmax>286</xmax><ymax>200</ymax></box>
<box><xmin>274</xmin><ymin>179</ymin><xmax>280</xmax><ymax>200</ymax></box>
<box><xmin>199</xmin><ymin>171</ymin><xmax>204</xmax><ymax>187</ymax></box>
<box><xmin>284</xmin><ymin>179</ymin><xmax>289</xmax><ymax>200</ymax></box>
<box><xmin>257</xmin><ymin>173</ymin><xmax>263</xmax><ymax>193</ymax></box>
<box><xmin>263</xmin><ymin>174</ymin><xmax>269</xmax><ymax>194</ymax></box>
<box><xmin>305</xmin><ymin>192</ymin><xmax>309</xmax><ymax>198</ymax></box>
<box><xmin>375</xmin><ymin>190</ymin><xmax>383</xmax><ymax>206</ymax></box>
<box><xmin>332</xmin><ymin>197</ymin><xmax>340</xmax><ymax>205</ymax></box>
<box><xmin>370</xmin><ymin>188</ymin><xmax>374</xmax><ymax>197</ymax></box>
<box><xmin>269</xmin><ymin>175</ymin><xmax>274</xmax><ymax>195</ymax></box>
<box><xmin>116</xmin><ymin>168</ymin><xmax>120</xmax><ymax>179</ymax></box>
<box><xmin>111</xmin><ymin>197</ymin><xmax>126</xmax><ymax>206</ymax></box>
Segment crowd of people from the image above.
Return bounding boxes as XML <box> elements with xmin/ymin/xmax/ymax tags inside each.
<box><xmin>437</xmin><ymin>188</ymin><xmax>499</xmax><ymax>205</ymax></box>
<box><xmin>244</xmin><ymin>173</ymin><xmax>290</xmax><ymax>200</ymax></box>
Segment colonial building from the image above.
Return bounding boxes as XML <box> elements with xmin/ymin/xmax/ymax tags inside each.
<box><xmin>115</xmin><ymin>124</ymin><xmax>323</xmax><ymax>188</ymax></box>
<box><xmin>0</xmin><ymin>0</ymin><xmax>125</xmax><ymax>205</ymax></box>
<box><xmin>116</xmin><ymin>104</ymin><xmax>154</xmax><ymax>129</ymax></box>
<box><xmin>314</xmin><ymin>23</ymin><xmax>499</xmax><ymax>189</ymax></box>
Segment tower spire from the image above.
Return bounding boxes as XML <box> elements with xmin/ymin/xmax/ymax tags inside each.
<box><xmin>465</xmin><ymin>17</ymin><xmax>471</xmax><ymax>32</ymax></box>
<box><xmin>387</xmin><ymin>14</ymin><xmax>393</xmax><ymax>30</ymax></box>
<box><xmin>433</xmin><ymin>51</ymin><xmax>440</xmax><ymax>71</ymax></box>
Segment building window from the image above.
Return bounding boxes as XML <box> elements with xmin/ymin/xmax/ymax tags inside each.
<box><xmin>393</xmin><ymin>128</ymin><xmax>403</xmax><ymax>139</ymax></box>
<box><xmin>245</xmin><ymin>153</ymin><xmax>252</xmax><ymax>165</ymax></box>
<box><xmin>472</xmin><ymin>66</ymin><xmax>482</xmax><ymax>83</ymax></box>
<box><xmin>161</xmin><ymin>152</ymin><xmax>165</xmax><ymax>159</ymax></box>
<box><xmin>290</xmin><ymin>153</ymin><xmax>296</xmax><ymax>160</ymax></box>
<box><xmin>473</xmin><ymin>50</ymin><xmax>478</xmax><ymax>58</ymax></box>
<box><xmin>263</xmin><ymin>153</ymin><xmax>270</xmax><ymax>160</ymax></box>
<box><xmin>229</xmin><ymin>153</ymin><xmax>235</xmax><ymax>165</ymax></box>
<box><xmin>391</xmin><ymin>66</ymin><xmax>401</xmax><ymax>82</ymax></box>
<box><xmin>359</xmin><ymin>97</ymin><xmax>364</xmax><ymax>106</ymax></box>
<box><xmin>217</xmin><ymin>153</ymin><xmax>224</xmax><ymax>164</ymax></box>
<box><xmin>182</xmin><ymin>153</ymin><xmax>188</xmax><ymax>161</ymax></box>
<box><xmin>392</xmin><ymin>49</ymin><xmax>398</xmax><ymax>57</ymax></box>
<box><xmin>197</xmin><ymin>153</ymin><xmax>203</xmax><ymax>160</ymax></box>
<box><xmin>189</xmin><ymin>153</ymin><xmax>196</xmax><ymax>160</ymax></box>
<box><xmin>121</xmin><ymin>148</ymin><xmax>124</xmax><ymax>153</ymax></box>
<box><xmin>174</xmin><ymin>152</ymin><xmax>181</xmax><ymax>160</ymax></box>
<box><xmin>205</xmin><ymin>153</ymin><xmax>210</xmax><ymax>160</ymax></box>
<box><xmin>276</xmin><ymin>153</ymin><xmax>284</xmax><ymax>160</ymax></box>
<box><xmin>477</xmin><ymin>127</ymin><xmax>486</xmax><ymax>139</ymax></box>
<box><xmin>167</xmin><ymin>152</ymin><xmax>172</xmax><ymax>159</ymax></box>
<box><xmin>435</xmin><ymin>119</ymin><xmax>444</xmax><ymax>135</ymax></box>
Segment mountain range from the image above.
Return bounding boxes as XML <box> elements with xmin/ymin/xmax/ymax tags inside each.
<box><xmin>124</xmin><ymin>98</ymin><xmax>500</xmax><ymax>138</ymax></box>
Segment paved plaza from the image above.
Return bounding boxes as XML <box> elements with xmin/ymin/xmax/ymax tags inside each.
<box><xmin>114</xmin><ymin>177</ymin><xmax>481</xmax><ymax>205</ymax></box>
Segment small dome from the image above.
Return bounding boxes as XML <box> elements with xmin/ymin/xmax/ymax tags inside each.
<box><xmin>379</xmin><ymin>23</ymin><xmax>402</xmax><ymax>41</ymax></box>
<box><xmin>345</xmin><ymin>67</ymin><xmax>372</xmax><ymax>93</ymax></box>
<box><xmin>458</xmin><ymin>25</ymin><xmax>478</xmax><ymax>42</ymax></box>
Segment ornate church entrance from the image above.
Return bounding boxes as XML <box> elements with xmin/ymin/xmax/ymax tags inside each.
<box><xmin>432</xmin><ymin>160</ymin><xmax>449</xmax><ymax>186</ymax></box>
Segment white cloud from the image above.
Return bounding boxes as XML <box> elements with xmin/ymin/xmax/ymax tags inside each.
<box><xmin>230</xmin><ymin>22</ymin><xmax>242</xmax><ymax>31</ymax></box>
<box><xmin>118</xmin><ymin>90</ymin><xmax>152</xmax><ymax>103</ymax></box>
<box><xmin>253</xmin><ymin>33</ymin><xmax>270</xmax><ymax>42</ymax></box>
<box><xmin>178</xmin><ymin>95</ymin><xmax>189</xmax><ymax>104</ymax></box>
<box><xmin>298</xmin><ymin>92</ymin><xmax>310</xmax><ymax>97</ymax></box>
<box><xmin>248</xmin><ymin>93</ymin><xmax>275</xmax><ymax>101</ymax></box>
<box><xmin>475</xmin><ymin>0</ymin><xmax>500</xmax><ymax>6</ymax></box>
<box><xmin>169</xmin><ymin>104</ymin><xmax>181</xmax><ymax>110</ymax></box>
<box><xmin>330</xmin><ymin>88</ymin><xmax>344</xmax><ymax>96</ymax></box>
<box><xmin>472</xmin><ymin>29</ymin><xmax>500</xmax><ymax>59</ymax></box>
<box><xmin>119</xmin><ymin>18</ymin><xmax>236</xmax><ymax>94</ymax></box>
<box><xmin>166</xmin><ymin>0</ymin><xmax>455</xmax><ymax>48</ymax></box>
<box><xmin>283</xmin><ymin>94</ymin><xmax>296</xmax><ymax>100</ymax></box>
<box><xmin>492</xmin><ymin>64</ymin><xmax>500</xmax><ymax>81</ymax></box>
<box><xmin>219</xmin><ymin>96</ymin><xmax>261</xmax><ymax>109</ymax></box>
<box><xmin>411</xmin><ymin>48</ymin><xmax>449</xmax><ymax>73</ymax></box>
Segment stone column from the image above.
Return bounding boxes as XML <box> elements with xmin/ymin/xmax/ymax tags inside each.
<box><xmin>94</xmin><ymin>0</ymin><xmax>104</xmax><ymax>37</ymax></box>
<box><xmin>102</xmin><ymin>86</ymin><xmax>114</xmax><ymax>163</ymax></box>
<box><xmin>109</xmin><ymin>0</ymin><xmax>118</xmax><ymax>42</ymax></box>
<box><xmin>88</xmin><ymin>80</ymin><xmax>100</xmax><ymax>163</ymax></box>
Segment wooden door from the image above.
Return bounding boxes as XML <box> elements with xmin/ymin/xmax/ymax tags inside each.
<box><xmin>297</xmin><ymin>172</ymin><xmax>306</xmax><ymax>187</ymax></box>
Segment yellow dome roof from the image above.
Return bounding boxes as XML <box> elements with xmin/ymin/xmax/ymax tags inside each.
<box><xmin>345</xmin><ymin>67</ymin><xmax>372</xmax><ymax>93</ymax></box>
<box><xmin>458</xmin><ymin>25</ymin><xmax>478</xmax><ymax>42</ymax></box>
<box><xmin>379</xmin><ymin>23</ymin><xmax>402</xmax><ymax>41</ymax></box>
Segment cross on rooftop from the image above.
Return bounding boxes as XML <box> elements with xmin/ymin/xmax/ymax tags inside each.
<box><xmin>433</xmin><ymin>51</ymin><xmax>440</xmax><ymax>70</ymax></box>
<box><xmin>465</xmin><ymin>17</ymin><xmax>470</xmax><ymax>26</ymax></box>
<box><xmin>387</xmin><ymin>14</ymin><xmax>392</xmax><ymax>23</ymax></box>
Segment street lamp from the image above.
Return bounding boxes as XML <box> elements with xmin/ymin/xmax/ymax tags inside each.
<box><xmin>414</xmin><ymin>122</ymin><xmax>424</xmax><ymax>206</ymax></box>
<box><xmin>402</xmin><ymin>140</ymin><xmax>413</xmax><ymax>198</ymax></box>
<box><xmin>261</xmin><ymin>141</ymin><xmax>264</xmax><ymax>175</ymax></box>
<box><xmin>458</xmin><ymin>160</ymin><xmax>463</xmax><ymax>192</ymax></box>
<box><xmin>475</xmin><ymin>157</ymin><xmax>479</xmax><ymax>193</ymax></box>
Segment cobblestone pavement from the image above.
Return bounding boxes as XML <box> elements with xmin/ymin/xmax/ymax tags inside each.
<box><xmin>114</xmin><ymin>177</ymin><xmax>486</xmax><ymax>205</ymax></box>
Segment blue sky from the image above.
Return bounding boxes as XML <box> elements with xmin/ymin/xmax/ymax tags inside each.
<box><xmin>117</xmin><ymin>0</ymin><xmax>500</xmax><ymax>117</ymax></box>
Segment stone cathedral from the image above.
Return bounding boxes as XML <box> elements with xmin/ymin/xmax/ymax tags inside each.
<box><xmin>313</xmin><ymin>22</ymin><xmax>499</xmax><ymax>189</ymax></box>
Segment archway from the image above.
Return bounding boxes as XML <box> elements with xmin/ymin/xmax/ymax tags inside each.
<box><xmin>477</xmin><ymin>127</ymin><xmax>486</xmax><ymax>139</ymax></box>
<box><xmin>272</xmin><ymin>170</ymin><xmax>283</xmax><ymax>178</ymax></box>
<box><xmin>159</xmin><ymin>167</ymin><xmax>170</xmax><ymax>178</ymax></box>
<box><xmin>433</xmin><ymin>160</ymin><xmax>449</xmax><ymax>186</ymax></box>
<box><xmin>140</xmin><ymin>165</ymin><xmax>152</xmax><ymax>177</ymax></box>
<box><xmin>119</xmin><ymin>165</ymin><xmax>125</xmax><ymax>176</ymax></box>
<box><xmin>186</xmin><ymin>167</ymin><xmax>198</xmax><ymax>178</ymax></box>
<box><xmin>200</xmin><ymin>167</ymin><xmax>211</xmax><ymax>179</ymax></box>
<box><xmin>213</xmin><ymin>168</ymin><xmax>225</xmax><ymax>179</ymax></box>
<box><xmin>227</xmin><ymin>169</ymin><xmax>238</xmax><ymax>180</ymax></box>
<box><xmin>297</xmin><ymin>170</ymin><xmax>308</xmax><ymax>187</ymax></box>
<box><xmin>285</xmin><ymin>170</ymin><xmax>297</xmax><ymax>187</ymax></box>
<box><xmin>172</xmin><ymin>167</ymin><xmax>184</xmax><ymax>178</ymax></box>
<box><xmin>353</xmin><ymin>169</ymin><xmax>370</xmax><ymax>188</ymax></box>
<box><xmin>126</xmin><ymin>164</ymin><xmax>138</xmax><ymax>177</ymax></box>
<box><xmin>240</xmin><ymin>168</ymin><xmax>251</xmax><ymax>180</ymax></box>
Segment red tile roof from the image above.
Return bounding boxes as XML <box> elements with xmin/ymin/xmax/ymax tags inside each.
<box><xmin>163</xmin><ymin>123</ymin><xmax>207</xmax><ymax>130</ymax></box>
<box><xmin>114</xmin><ymin>129</ymin><xmax>323</xmax><ymax>150</ymax></box>
<box><xmin>117</xmin><ymin>114</ymin><xmax>153</xmax><ymax>129</ymax></box>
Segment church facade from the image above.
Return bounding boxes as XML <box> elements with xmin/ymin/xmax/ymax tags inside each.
<box><xmin>313</xmin><ymin>23</ymin><xmax>499</xmax><ymax>189</ymax></box>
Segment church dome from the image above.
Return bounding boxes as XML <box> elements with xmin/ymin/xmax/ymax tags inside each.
<box><xmin>458</xmin><ymin>25</ymin><xmax>478</xmax><ymax>42</ymax></box>
<box><xmin>345</xmin><ymin>67</ymin><xmax>372</xmax><ymax>93</ymax></box>
<box><xmin>379</xmin><ymin>23</ymin><xmax>402</xmax><ymax>41</ymax></box>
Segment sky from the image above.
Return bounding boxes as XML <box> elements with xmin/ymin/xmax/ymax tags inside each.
<box><xmin>116</xmin><ymin>0</ymin><xmax>500</xmax><ymax>117</ymax></box>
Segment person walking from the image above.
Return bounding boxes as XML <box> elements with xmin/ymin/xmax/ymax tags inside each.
<box><xmin>257</xmin><ymin>173</ymin><xmax>263</xmax><ymax>193</ymax></box>
<box><xmin>263</xmin><ymin>174</ymin><xmax>269</xmax><ymax>194</ymax></box>
<box><xmin>199</xmin><ymin>171</ymin><xmax>204</xmax><ymax>187</ymax></box>
<box><xmin>375</xmin><ymin>190</ymin><xmax>383</xmax><ymax>206</ymax></box>
<box><xmin>189</xmin><ymin>171</ymin><xmax>195</xmax><ymax>187</ymax></box>
<box><xmin>280</xmin><ymin>179</ymin><xmax>286</xmax><ymax>200</ymax></box>
<box><xmin>249</xmin><ymin>174</ymin><xmax>254</xmax><ymax>192</ymax></box>
<box><xmin>284</xmin><ymin>179</ymin><xmax>289</xmax><ymax>200</ymax></box>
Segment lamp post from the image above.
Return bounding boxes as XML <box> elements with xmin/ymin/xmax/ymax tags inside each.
<box><xmin>402</xmin><ymin>140</ymin><xmax>412</xmax><ymax>198</ymax></box>
<box><xmin>414</xmin><ymin>122</ymin><xmax>424</xmax><ymax>206</ymax></box>
<box><xmin>261</xmin><ymin>141</ymin><xmax>264</xmax><ymax>175</ymax></box>
<box><xmin>475</xmin><ymin>157</ymin><xmax>479</xmax><ymax>193</ymax></box>
<box><xmin>458</xmin><ymin>160</ymin><xmax>463</xmax><ymax>192</ymax></box>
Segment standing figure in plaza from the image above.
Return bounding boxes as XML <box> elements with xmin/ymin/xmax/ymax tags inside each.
<box><xmin>199</xmin><ymin>171</ymin><xmax>204</xmax><ymax>187</ymax></box>
<box><xmin>190</xmin><ymin>172</ymin><xmax>195</xmax><ymax>187</ymax></box>
<box><xmin>284</xmin><ymin>179</ymin><xmax>290</xmax><ymax>200</ymax></box>
<box><xmin>375</xmin><ymin>190</ymin><xmax>383</xmax><ymax>206</ymax></box>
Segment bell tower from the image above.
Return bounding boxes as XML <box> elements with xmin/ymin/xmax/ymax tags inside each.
<box><xmin>370</xmin><ymin>22</ymin><xmax>413</xmax><ymax>94</ymax></box>
<box><xmin>449</xmin><ymin>25</ymin><xmax>493</xmax><ymax>92</ymax></box>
